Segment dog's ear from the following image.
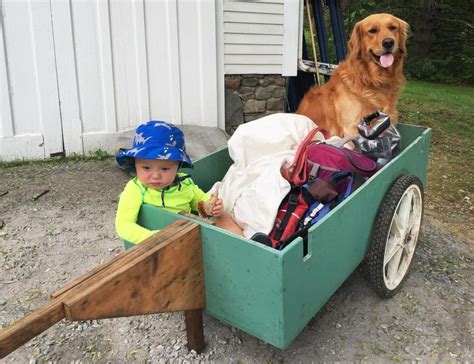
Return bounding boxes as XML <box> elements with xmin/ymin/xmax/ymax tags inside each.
<box><xmin>348</xmin><ymin>21</ymin><xmax>363</xmax><ymax>59</ymax></box>
<box><xmin>398</xmin><ymin>19</ymin><xmax>410</xmax><ymax>56</ymax></box>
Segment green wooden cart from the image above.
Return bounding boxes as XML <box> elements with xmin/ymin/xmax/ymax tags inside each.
<box><xmin>127</xmin><ymin>124</ymin><xmax>431</xmax><ymax>349</ymax></box>
<box><xmin>0</xmin><ymin>124</ymin><xmax>431</xmax><ymax>358</ymax></box>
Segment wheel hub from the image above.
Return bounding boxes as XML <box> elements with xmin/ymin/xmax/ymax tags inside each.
<box><xmin>383</xmin><ymin>184</ymin><xmax>423</xmax><ymax>290</ymax></box>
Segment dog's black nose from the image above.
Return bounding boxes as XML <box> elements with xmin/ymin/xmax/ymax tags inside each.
<box><xmin>383</xmin><ymin>38</ymin><xmax>394</xmax><ymax>49</ymax></box>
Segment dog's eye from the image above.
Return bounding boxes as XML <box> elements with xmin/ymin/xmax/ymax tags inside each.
<box><xmin>389</xmin><ymin>25</ymin><xmax>397</xmax><ymax>31</ymax></box>
<box><xmin>368</xmin><ymin>28</ymin><xmax>378</xmax><ymax>34</ymax></box>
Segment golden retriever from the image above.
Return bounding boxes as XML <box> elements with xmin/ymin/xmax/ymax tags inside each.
<box><xmin>296</xmin><ymin>13</ymin><xmax>409</xmax><ymax>137</ymax></box>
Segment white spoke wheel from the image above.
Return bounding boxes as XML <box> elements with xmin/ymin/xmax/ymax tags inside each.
<box><xmin>367</xmin><ymin>175</ymin><xmax>424</xmax><ymax>298</ymax></box>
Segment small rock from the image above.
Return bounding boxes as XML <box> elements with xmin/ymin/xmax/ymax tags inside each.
<box><xmin>0</xmin><ymin>299</ymin><xmax>6</xmax><ymax>305</ymax></box>
<box><xmin>335</xmin><ymin>323</ymin><xmax>342</xmax><ymax>328</ymax></box>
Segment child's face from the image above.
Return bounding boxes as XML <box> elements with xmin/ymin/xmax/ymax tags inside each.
<box><xmin>135</xmin><ymin>158</ymin><xmax>180</xmax><ymax>190</ymax></box>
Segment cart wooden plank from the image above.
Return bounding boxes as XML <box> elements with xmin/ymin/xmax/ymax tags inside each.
<box><xmin>0</xmin><ymin>299</ymin><xmax>65</xmax><ymax>359</ymax></box>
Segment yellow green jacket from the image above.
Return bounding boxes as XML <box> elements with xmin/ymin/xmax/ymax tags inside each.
<box><xmin>115</xmin><ymin>174</ymin><xmax>209</xmax><ymax>244</ymax></box>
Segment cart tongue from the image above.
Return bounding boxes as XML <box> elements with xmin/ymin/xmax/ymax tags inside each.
<box><xmin>380</xmin><ymin>54</ymin><xmax>394</xmax><ymax>68</ymax></box>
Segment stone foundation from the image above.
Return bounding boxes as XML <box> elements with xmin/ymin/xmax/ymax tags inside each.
<box><xmin>225</xmin><ymin>74</ymin><xmax>287</xmax><ymax>134</ymax></box>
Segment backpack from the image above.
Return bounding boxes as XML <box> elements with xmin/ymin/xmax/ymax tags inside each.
<box><xmin>306</xmin><ymin>143</ymin><xmax>380</xmax><ymax>182</ymax></box>
<box><xmin>281</xmin><ymin>127</ymin><xmax>380</xmax><ymax>185</ymax></box>
<box><xmin>299</xmin><ymin>171</ymin><xmax>365</xmax><ymax>229</ymax></box>
<box><xmin>265</xmin><ymin>171</ymin><xmax>365</xmax><ymax>250</ymax></box>
<box><xmin>276</xmin><ymin>171</ymin><xmax>366</xmax><ymax>252</ymax></box>
<box><xmin>267</xmin><ymin>186</ymin><xmax>315</xmax><ymax>248</ymax></box>
<box><xmin>281</xmin><ymin>126</ymin><xmax>331</xmax><ymax>186</ymax></box>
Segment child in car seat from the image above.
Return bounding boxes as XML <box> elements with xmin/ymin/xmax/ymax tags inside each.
<box><xmin>115</xmin><ymin>120</ymin><xmax>243</xmax><ymax>244</ymax></box>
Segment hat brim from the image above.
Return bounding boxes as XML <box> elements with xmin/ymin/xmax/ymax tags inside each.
<box><xmin>115</xmin><ymin>146</ymin><xmax>193</xmax><ymax>169</ymax></box>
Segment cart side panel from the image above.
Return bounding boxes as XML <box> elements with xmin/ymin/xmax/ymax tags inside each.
<box><xmin>181</xmin><ymin>147</ymin><xmax>233</xmax><ymax>192</ymax></box>
<box><xmin>279</xmin><ymin>125</ymin><xmax>431</xmax><ymax>347</ymax></box>
<box><xmin>137</xmin><ymin>205</ymin><xmax>287</xmax><ymax>347</ymax></box>
<box><xmin>198</xmin><ymin>226</ymin><xmax>286</xmax><ymax>347</ymax></box>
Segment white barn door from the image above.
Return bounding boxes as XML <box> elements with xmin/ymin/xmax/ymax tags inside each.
<box><xmin>0</xmin><ymin>1</ymin><xmax>63</xmax><ymax>160</ymax></box>
<box><xmin>52</xmin><ymin>0</ymin><xmax>220</xmax><ymax>157</ymax></box>
<box><xmin>1</xmin><ymin>0</ymin><xmax>220</xmax><ymax>161</ymax></box>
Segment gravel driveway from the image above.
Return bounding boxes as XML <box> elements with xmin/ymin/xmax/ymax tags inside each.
<box><xmin>0</xmin><ymin>159</ymin><xmax>472</xmax><ymax>362</ymax></box>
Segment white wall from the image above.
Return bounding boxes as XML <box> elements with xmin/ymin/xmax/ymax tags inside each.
<box><xmin>0</xmin><ymin>0</ymin><xmax>302</xmax><ymax>161</ymax></box>
<box><xmin>221</xmin><ymin>0</ymin><xmax>300</xmax><ymax>76</ymax></box>
<box><xmin>0</xmin><ymin>0</ymin><xmax>63</xmax><ymax>160</ymax></box>
<box><xmin>0</xmin><ymin>0</ymin><xmax>221</xmax><ymax>161</ymax></box>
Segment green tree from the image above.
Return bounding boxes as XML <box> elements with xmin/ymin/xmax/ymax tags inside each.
<box><xmin>339</xmin><ymin>0</ymin><xmax>473</xmax><ymax>84</ymax></box>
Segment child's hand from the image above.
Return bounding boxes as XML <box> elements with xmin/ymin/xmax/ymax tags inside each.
<box><xmin>211</xmin><ymin>198</ymin><xmax>224</xmax><ymax>217</ymax></box>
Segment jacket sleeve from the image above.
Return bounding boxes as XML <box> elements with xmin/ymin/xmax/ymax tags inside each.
<box><xmin>190</xmin><ymin>182</ymin><xmax>210</xmax><ymax>212</ymax></box>
<box><xmin>115</xmin><ymin>181</ymin><xmax>159</xmax><ymax>244</ymax></box>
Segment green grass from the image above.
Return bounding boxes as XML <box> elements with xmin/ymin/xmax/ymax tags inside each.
<box><xmin>0</xmin><ymin>149</ymin><xmax>113</xmax><ymax>169</ymax></box>
<box><xmin>399</xmin><ymin>81</ymin><xmax>474</xmax><ymax>139</ymax></box>
<box><xmin>398</xmin><ymin>80</ymin><xmax>473</xmax><ymax>236</ymax></box>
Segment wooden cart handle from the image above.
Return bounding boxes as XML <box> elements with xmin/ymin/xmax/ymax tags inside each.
<box><xmin>0</xmin><ymin>299</ymin><xmax>65</xmax><ymax>358</ymax></box>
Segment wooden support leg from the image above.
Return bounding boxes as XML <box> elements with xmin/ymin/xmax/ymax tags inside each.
<box><xmin>184</xmin><ymin>309</ymin><xmax>205</xmax><ymax>353</ymax></box>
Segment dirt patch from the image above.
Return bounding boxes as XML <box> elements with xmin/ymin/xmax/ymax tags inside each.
<box><xmin>0</xmin><ymin>159</ymin><xmax>472</xmax><ymax>362</ymax></box>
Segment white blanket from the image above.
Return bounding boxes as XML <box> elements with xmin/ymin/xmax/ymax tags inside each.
<box><xmin>209</xmin><ymin>113</ymin><xmax>320</xmax><ymax>238</ymax></box>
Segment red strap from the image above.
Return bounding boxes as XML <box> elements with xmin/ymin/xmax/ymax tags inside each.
<box><xmin>281</xmin><ymin>127</ymin><xmax>330</xmax><ymax>185</ymax></box>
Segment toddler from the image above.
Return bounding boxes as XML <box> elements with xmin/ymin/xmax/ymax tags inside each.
<box><xmin>115</xmin><ymin>120</ymin><xmax>243</xmax><ymax>244</ymax></box>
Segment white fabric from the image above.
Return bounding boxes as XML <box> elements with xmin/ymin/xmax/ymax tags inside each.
<box><xmin>209</xmin><ymin>113</ymin><xmax>318</xmax><ymax>238</ymax></box>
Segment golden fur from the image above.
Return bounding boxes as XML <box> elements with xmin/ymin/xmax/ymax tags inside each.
<box><xmin>296</xmin><ymin>13</ymin><xmax>409</xmax><ymax>137</ymax></box>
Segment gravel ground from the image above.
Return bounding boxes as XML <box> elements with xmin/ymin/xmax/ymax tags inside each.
<box><xmin>0</xmin><ymin>159</ymin><xmax>473</xmax><ymax>362</ymax></box>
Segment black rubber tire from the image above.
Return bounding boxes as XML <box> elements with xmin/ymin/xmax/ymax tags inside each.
<box><xmin>367</xmin><ymin>174</ymin><xmax>424</xmax><ymax>298</ymax></box>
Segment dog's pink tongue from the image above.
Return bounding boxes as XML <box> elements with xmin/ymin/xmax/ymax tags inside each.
<box><xmin>380</xmin><ymin>54</ymin><xmax>394</xmax><ymax>68</ymax></box>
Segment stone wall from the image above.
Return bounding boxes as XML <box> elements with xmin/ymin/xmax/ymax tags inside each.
<box><xmin>225</xmin><ymin>74</ymin><xmax>287</xmax><ymax>134</ymax></box>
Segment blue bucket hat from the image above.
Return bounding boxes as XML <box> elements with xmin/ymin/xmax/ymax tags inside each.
<box><xmin>116</xmin><ymin>121</ymin><xmax>193</xmax><ymax>169</ymax></box>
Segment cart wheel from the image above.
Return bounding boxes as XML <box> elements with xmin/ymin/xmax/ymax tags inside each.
<box><xmin>367</xmin><ymin>174</ymin><xmax>424</xmax><ymax>298</ymax></box>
